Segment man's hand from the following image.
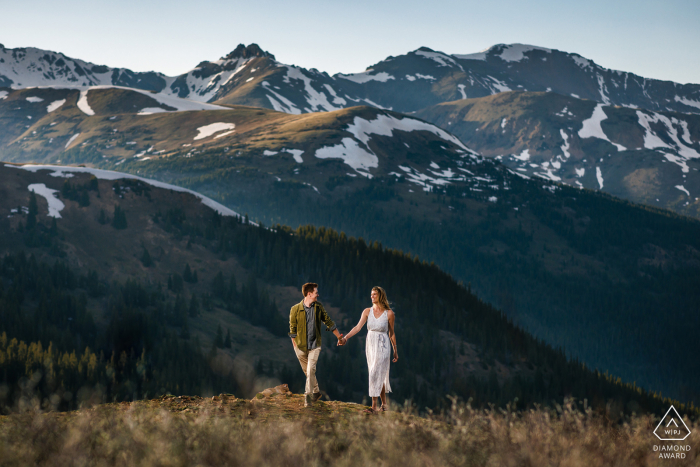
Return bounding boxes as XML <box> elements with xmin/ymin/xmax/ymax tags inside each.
<box><xmin>337</xmin><ymin>337</ymin><xmax>346</xmax><ymax>347</ymax></box>
<box><xmin>291</xmin><ymin>337</ymin><xmax>297</xmax><ymax>349</ymax></box>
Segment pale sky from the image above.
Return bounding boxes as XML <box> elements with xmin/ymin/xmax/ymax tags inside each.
<box><xmin>2</xmin><ymin>0</ymin><xmax>699</xmax><ymax>84</ymax></box>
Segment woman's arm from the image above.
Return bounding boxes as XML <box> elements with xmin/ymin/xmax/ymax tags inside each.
<box><xmin>340</xmin><ymin>309</ymin><xmax>369</xmax><ymax>344</ymax></box>
<box><xmin>388</xmin><ymin>310</ymin><xmax>398</xmax><ymax>362</ymax></box>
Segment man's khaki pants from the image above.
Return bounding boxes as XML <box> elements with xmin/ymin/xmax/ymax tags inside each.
<box><xmin>294</xmin><ymin>346</ymin><xmax>321</xmax><ymax>395</ymax></box>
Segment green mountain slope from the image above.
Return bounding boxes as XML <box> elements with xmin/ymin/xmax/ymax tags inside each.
<box><xmin>0</xmin><ymin>163</ymin><xmax>692</xmax><ymax>419</ymax></box>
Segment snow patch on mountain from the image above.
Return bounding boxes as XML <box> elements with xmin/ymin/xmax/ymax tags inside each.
<box><xmin>314</xmin><ymin>114</ymin><xmax>474</xmax><ymax>177</ymax></box>
<box><xmin>262</xmin><ymin>81</ymin><xmax>301</xmax><ymax>114</ymax></box>
<box><xmin>496</xmin><ymin>44</ymin><xmax>552</xmax><ymax>62</ymax></box>
<box><xmin>65</xmin><ymin>133</ymin><xmax>80</xmax><ymax>149</ymax></box>
<box><xmin>164</xmin><ymin>57</ymin><xmax>251</xmax><ymax>102</ymax></box>
<box><xmin>46</xmin><ymin>99</ymin><xmax>66</xmax><ymax>113</ymax></box>
<box><xmin>596</xmin><ymin>167</ymin><xmax>604</xmax><ymax>189</ymax></box>
<box><xmin>264</xmin><ymin>148</ymin><xmax>304</xmax><ymax>163</ymax></box>
<box><xmin>337</xmin><ymin>69</ymin><xmax>395</xmax><ymax>84</ymax></box>
<box><xmin>674</xmin><ymin>95</ymin><xmax>700</xmax><ymax>110</ymax></box>
<box><xmin>26</xmin><ymin>96</ymin><xmax>44</xmax><ymax>103</ymax></box>
<box><xmin>571</xmin><ymin>55</ymin><xmax>593</xmax><ymax>71</ymax></box>
<box><xmin>676</xmin><ymin>185</ymin><xmax>690</xmax><ymax>196</ymax></box>
<box><xmin>194</xmin><ymin>122</ymin><xmax>235</xmax><ymax>140</ymax></box>
<box><xmin>512</xmin><ymin>149</ymin><xmax>530</xmax><ymax>161</ymax></box>
<box><xmin>322</xmin><ymin>84</ymin><xmax>347</xmax><ymax>105</ymax></box>
<box><xmin>315</xmin><ymin>138</ymin><xmax>377</xmax><ymax>176</ymax></box>
<box><xmin>283</xmin><ymin>66</ymin><xmax>342</xmax><ymax>112</ymax></box>
<box><xmin>636</xmin><ymin>111</ymin><xmax>700</xmax><ymax>160</ymax></box>
<box><xmin>77</xmin><ymin>89</ymin><xmax>95</xmax><ymax>115</ymax></box>
<box><xmin>0</xmin><ymin>91</ymin><xmax>7</xmax><ymax>100</ymax></box>
<box><xmin>664</xmin><ymin>153</ymin><xmax>690</xmax><ymax>173</ymax></box>
<box><xmin>137</xmin><ymin>107</ymin><xmax>168</xmax><ymax>116</ymax></box>
<box><xmin>28</xmin><ymin>183</ymin><xmax>65</xmax><ymax>218</ymax></box>
<box><xmin>457</xmin><ymin>84</ymin><xmax>467</xmax><ymax>99</ymax></box>
<box><xmin>346</xmin><ymin>114</ymin><xmax>470</xmax><ymax>152</ymax></box>
<box><xmin>10</xmin><ymin>164</ymin><xmax>242</xmax><ymax>219</ymax></box>
<box><xmin>579</xmin><ymin>104</ymin><xmax>626</xmax><ymax>151</ymax></box>
<box><xmin>560</xmin><ymin>130</ymin><xmax>571</xmax><ymax>158</ymax></box>
<box><xmin>414</xmin><ymin>50</ymin><xmax>463</xmax><ymax>70</ymax></box>
<box><xmin>488</xmin><ymin>76</ymin><xmax>511</xmax><ymax>93</ymax></box>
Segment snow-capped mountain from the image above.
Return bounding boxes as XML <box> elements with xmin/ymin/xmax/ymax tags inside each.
<box><xmin>415</xmin><ymin>91</ymin><xmax>700</xmax><ymax>217</ymax></box>
<box><xmin>4</xmin><ymin>43</ymin><xmax>700</xmax><ymax>116</ymax></box>
<box><xmin>0</xmin><ymin>43</ymin><xmax>270</xmax><ymax>103</ymax></box>
<box><xmin>2</xmin><ymin>41</ymin><xmax>700</xmax><ymax>218</ymax></box>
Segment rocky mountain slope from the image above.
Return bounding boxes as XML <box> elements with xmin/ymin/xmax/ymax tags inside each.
<box><xmin>415</xmin><ymin>91</ymin><xmax>700</xmax><ymax>218</ymax></box>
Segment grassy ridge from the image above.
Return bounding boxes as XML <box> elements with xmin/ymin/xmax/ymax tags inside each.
<box><xmin>0</xmin><ymin>395</ymin><xmax>696</xmax><ymax>466</ymax></box>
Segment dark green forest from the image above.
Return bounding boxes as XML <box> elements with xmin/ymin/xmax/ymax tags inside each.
<box><xmin>1</xmin><ymin>188</ymin><xmax>697</xmax><ymax>419</ymax></box>
<box><xmin>160</xmin><ymin>154</ymin><xmax>700</xmax><ymax>405</ymax></box>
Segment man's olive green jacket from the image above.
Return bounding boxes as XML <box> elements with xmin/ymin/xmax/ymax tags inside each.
<box><xmin>289</xmin><ymin>300</ymin><xmax>337</xmax><ymax>351</ymax></box>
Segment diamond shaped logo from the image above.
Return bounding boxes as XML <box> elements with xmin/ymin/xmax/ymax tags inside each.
<box><xmin>654</xmin><ymin>405</ymin><xmax>691</xmax><ymax>441</ymax></box>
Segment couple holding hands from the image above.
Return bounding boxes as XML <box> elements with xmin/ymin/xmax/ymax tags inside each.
<box><xmin>289</xmin><ymin>283</ymin><xmax>398</xmax><ymax>413</ymax></box>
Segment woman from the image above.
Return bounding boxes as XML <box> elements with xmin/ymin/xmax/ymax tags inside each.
<box><xmin>340</xmin><ymin>286</ymin><xmax>398</xmax><ymax>413</ymax></box>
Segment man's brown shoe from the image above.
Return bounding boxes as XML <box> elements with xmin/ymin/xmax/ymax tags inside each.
<box><xmin>311</xmin><ymin>392</ymin><xmax>323</xmax><ymax>402</ymax></box>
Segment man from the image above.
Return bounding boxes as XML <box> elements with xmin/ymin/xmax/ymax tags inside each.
<box><xmin>289</xmin><ymin>282</ymin><xmax>345</xmax><ymax>407</ymax></box>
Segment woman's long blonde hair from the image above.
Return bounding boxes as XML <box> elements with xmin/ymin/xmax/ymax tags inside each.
<box><xmin>372</xmin><ymin>286</ymin><xmax>391</xmax><ymax>311</ymax></box>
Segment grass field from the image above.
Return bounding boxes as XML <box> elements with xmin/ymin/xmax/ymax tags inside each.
<box><xmin>1</xmin><ymin>392</ymin><xmax>696</xmax><ymax>466</ymax></box>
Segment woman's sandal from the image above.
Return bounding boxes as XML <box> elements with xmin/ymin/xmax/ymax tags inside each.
<box><xmin>380</xmin><ymin>404</ymin><xmax>388</xmax><ymax>412</ymax></box>
<box><xmin>363</xmin><ymin>407</ymin><xmax>380</xmax><ymax>414</ymax></box>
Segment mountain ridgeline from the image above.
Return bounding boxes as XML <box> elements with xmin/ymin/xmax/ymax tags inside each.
<box><xmin>0</xmin><ymin>164</ymin><xmax>695</xmax><ymax>419</ymax></box>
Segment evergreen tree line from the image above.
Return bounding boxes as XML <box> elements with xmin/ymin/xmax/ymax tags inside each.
<box><xmin>0</xmin><ymin>251</ymin><xmax>238</xmax><ymax>412</ymax></box>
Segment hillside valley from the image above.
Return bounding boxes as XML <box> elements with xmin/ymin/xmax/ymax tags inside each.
<box><xmin>0</xmin><ymin>162</ymin><xmax>693</xmax><ymax>420</ymax></box>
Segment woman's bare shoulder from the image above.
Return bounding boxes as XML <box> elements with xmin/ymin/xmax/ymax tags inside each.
<box><xmin>387</xmin><ymin>309</ymin><xmax>395</xmax><ymax>317</ymax></box>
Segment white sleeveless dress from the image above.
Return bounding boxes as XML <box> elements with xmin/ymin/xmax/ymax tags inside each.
<box><xmin>366</xmin><ymin>308</ymin><xmax>392</xmax><ymax>397</ymax></box>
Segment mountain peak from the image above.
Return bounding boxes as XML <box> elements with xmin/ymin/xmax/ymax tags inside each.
<box><xmin>223</xmin><ymin>43</ymin><xmax>275</xmax><ymax>61</ymax></box>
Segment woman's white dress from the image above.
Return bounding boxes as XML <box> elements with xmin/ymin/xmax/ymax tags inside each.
<box><xmin>366</xmin><ymin>308</ymin><xmax>392</xmax><ymax>397</ymax></box>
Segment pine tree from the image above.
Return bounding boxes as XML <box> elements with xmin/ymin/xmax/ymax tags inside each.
<box><xmin>183</xmin><ymin>264</ymin><xmax>193</xmax><ymax>283</ymax></box>
<box><xmin>171</xmin><ymin>274</ymin><xmax>184</xmax><ymax>293</ymax></box>
<box><xmin>79</xmin><ymin>190</ymin><xmax>90</xmax><ymax>207</ymax></box>
<box><xmin>112</xmin><ymin>206</ymin><xmax>127</xmax><ymax>229</ymax></box>
<box><xmin>224</xmin><ymin>329</ymin><xmax>232</xmax><ymax>348</ymax></box>
<box><xmin>189</xmin><ymin>294</ymin><xmax>200</xmax><ymax>317</ymax></box>
<box><xmin>141</xmin><ymin>248</ymin><xmax>153</xmax><ymax>267</ymax></box>
<box><xmin>212</xmin><ymin>272</ymin><xmax>226</xmax><ymax>299</ymax></box>
<box><xmin>26</xmin><ymin>192</ymin><xmax>38</xmax><ymax>230</ymax></box>
<box><xmin>98</xmin><ymin>209</ymin><xmax>107</xmax><ymax>225</ymax></box>
<box><xmin>215</xmin><ymin>325</ymin><xmax>224</xmax><ymax>348</ymax></box>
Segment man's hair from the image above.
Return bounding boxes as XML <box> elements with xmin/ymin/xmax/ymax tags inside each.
<box><xmin>302</xmin><ymin>282</ymin><xmax>318</xmax><ymax>297</ymax></box>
